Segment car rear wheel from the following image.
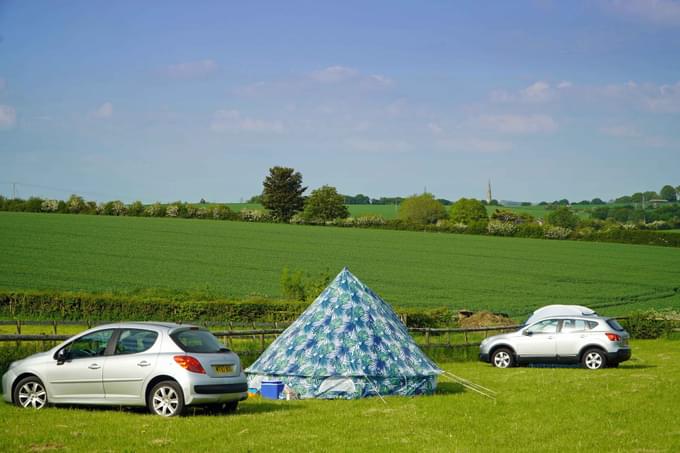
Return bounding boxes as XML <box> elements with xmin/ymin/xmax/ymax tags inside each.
<box><xmin>14</xmin><ymin>376</ymin><xmax>48</xmax><ymax>409</ymax></box>
<box><xmin>149</xmin><ymin>381</ymin><xmax>184</xmax><ymax>417</ymax></box>
<box><xmin>491</xmin><ymin>348</ymin><xmax>515</xmax><ymax>368</ymax></box>
<box><xmin>582</xmin><ymin>349</ymin><xmax>606</xmax><ymax>370</ymax></box>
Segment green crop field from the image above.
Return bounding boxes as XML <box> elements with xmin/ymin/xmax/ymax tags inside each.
<box><xmin>0</xmin><ymin>339</ymin><xmax>678</xmax><ymax>452</ymax></box>
<box><xmin>1</xmin><ymin>212</ymin><xmax>679</xmax><ymax>317</ymax></box>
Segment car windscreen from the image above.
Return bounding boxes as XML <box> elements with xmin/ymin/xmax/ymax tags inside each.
<box><xmin>606</xmin><ymin>319</ymin><xmax>625</xmax><ymax>331</ymax></box>
<box><xmin>171</xmin><ymin>329</ymin><xmax>227</xmax><ymax>353</ymax></box>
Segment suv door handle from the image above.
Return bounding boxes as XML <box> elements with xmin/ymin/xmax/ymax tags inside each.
<box><xmin>88</xmin><ymin>363</ymin><xmax>101</xmax><ymax>370</ymax></box>
<box><xmin>137</xmin><ymin>361</ymin><xmax>151</xmax><ymax>367</ymax></box>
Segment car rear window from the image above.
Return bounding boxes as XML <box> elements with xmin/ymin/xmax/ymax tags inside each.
<box><xmin>171</xmin><ymin>328</ymin><xmax>227</xmax><ymax>353</ymax></box>
<box><xmin>606</xmin><ymin>319</ymin><xmax>625</xmax><ymax>331</ymax></box>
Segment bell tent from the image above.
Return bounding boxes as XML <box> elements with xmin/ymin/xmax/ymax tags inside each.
<box><xmin>246</xmin><ymin>268</ymin><xmax>441</xmax><ymax>399</ymax></box>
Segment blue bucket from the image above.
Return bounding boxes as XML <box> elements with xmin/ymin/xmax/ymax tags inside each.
<box><xmin>261</xmin><ymin>380</ymin><xmax>284</xmax><ymax>400</ymax></box>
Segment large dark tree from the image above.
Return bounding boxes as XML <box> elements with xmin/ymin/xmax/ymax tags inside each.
<box><xmin>261</xmin><ymin>166</ymin><xmax>307</xmax><ymax>221</ymax></box>
<box><xmin>660</xmin><ymin>185</ymin><xmax>677</xmax><ymax>202</ymax></box>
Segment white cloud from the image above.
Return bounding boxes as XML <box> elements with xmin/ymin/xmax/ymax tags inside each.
<box><xmin>345</xmin><ymin>138</ymin><xmax>411</xmax><ymax>153</ymax></box>
<box><xmin>310</xmin><ymin>66</ymin><xmax>360</xmax><ymax>83</ymax></box>
<box><xmin>164</xmin><ymin>59</ymin><xmax>218</xmax><ymax>79</ymax></box>
<box><xmin>477</xmin><ymin>114</ymin><xmax>557</xmax><ymax>134</ymax></box>
<box><xmin>600</xmin><ymin>125</ymin><xmax>641</xmax><ymax>137</ymax></box>
<box><xmin>92</xmin><ymin>102</ymin><xmax>113</xmax><ymax>119</ymax></box>
<box><xmin>427</xmin><ymin>122</ymin><xmax>443</xmax><ymax>134</ymax></box>
<box><xmin>0</xmin><ymin>105</ymin><xmax>16</xmax><ymax>129</ymax></box>
<box><xmin>600</xmin><ymin>80</ymin><xmax>680</xmax><ymax>112</ymax></box>
<box><xmin>210</xmin><ymin>109</ymin><xmax>285</xmax><ymax>133</ymax></box>
<box><xmin>521</xmin><ymin>81</ymin><xmax>552</xmax><ymax>102</ymax></box>
<box><xmin>436</xmin><ymin>138</ymin><xmax>513</xmax><ymax>153</ymax></box>
<box><xmin>604</xmin><ymin>0</ymin><xmax>680</xmax><ymax>27</ymax></box>
<box><xmin>491</xmin><ymin>80</ymin><xmax>569</xmax><ymax>103</ymax></box>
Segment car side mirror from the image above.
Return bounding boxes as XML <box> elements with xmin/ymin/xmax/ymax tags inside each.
<box><xmin>523</xmin><ymin>330</ymin><xmax>533</xmax><ymax>336</ymax></box>
<box><xmin>56</xmin><ymin>349</ymin><xmax>70</xmax><ymax>364</ymax></box>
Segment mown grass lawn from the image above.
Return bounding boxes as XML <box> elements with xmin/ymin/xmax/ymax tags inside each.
<box><xmin>1</xmin><ymin>339</ymin><xmax>678</xmax><ymax>452</ymax></box>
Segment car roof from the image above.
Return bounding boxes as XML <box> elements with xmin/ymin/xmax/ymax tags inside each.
<box><xmin>93</xmin><ymin>321</ymin><xmax>196</xmax><ymax>331</ymax></box>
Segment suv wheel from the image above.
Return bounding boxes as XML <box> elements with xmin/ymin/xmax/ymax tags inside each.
<box><xmin>491</xmin><ymin>348</ymin><xmax>515</xmax><ymax>368</ymax></box>
<box><xmin>149</xmin><ymin>381</ymin><xmax>185</xmax><ymax>417</ymax></box>
<box><xmin>582</xmin><ymin>349</ymin><xmax>606</xmax><ymax>370</ymax></box>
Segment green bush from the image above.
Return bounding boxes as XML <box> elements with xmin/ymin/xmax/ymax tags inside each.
<box><xmin>398</xmin><ymin>193</ymin><xmax>448</xmax><ymax>225</ymax></box>
<box><xmin>622</xmin><ymin>312</ymin><xmax>674</xmax><ymax>339</ymax></box>
<box><xmin>449</xmin><ymin>198</ymin><xmax>488</xmax><ymax>224</ymax></box>
<box><xmin>0</xmin><ymin>290</ymin><xmax>308</xmax><ymax>323</ymax></box>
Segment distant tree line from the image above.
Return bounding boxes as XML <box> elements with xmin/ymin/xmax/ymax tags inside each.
<box><xmin>2</xmin><ymin>169</ymin><xmax>679</xmax><ymax>248</ymax></box>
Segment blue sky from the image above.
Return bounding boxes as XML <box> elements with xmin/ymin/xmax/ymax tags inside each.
<box><xmin>1</xmin><ymin>0</ymin><xmax>679</xmax><ymax>203</ymax></box>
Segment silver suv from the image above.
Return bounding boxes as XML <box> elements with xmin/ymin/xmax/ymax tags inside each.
<box><xmin>2</xmin><ymin>322</ymin><xmax>248</xmax><ymax>416</ymax></box>
<box><xmin>479</xmin><ymin>316</ymin><xmax>631</xmax><ymax>369</ymax></box>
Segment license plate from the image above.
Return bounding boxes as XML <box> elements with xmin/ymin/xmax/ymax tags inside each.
<box><xmin>213</xmin><ymin>364</ymin><xmax>234</xmax><ymax>374</ymax></box>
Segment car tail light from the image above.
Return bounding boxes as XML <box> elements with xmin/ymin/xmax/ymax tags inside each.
<box><xmin>605</xmin><ymin>333</ymin><xmax>621</xmax><ymax>342</ymax></box>
<box><xmin>173</xmin><ymin>355</ymin><xmax>206</xmax><ymax>374</ymax></box>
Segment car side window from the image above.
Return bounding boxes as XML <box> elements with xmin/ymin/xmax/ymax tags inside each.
<box><xmin>527</xmin><ymin>319</ymin><xmax>559</xmax><ymax>334</ymax></box>
<box><xmin>67</xmin><ymin>329</ymin><xmax>114</xmax><ymax>359</ymax></box>
<box><xmin>115</xmin><ymin>329</ymin><xmax>159</xmax><ymax>355</ymax></box>
<box><xmin>586</xmin><ymin>321</ymin><xmax>599</xmax><ymax>330</ymax></box>
<box><xmin>561</xmin><ymin>319</ymin><xmax>586</xmax><ymax>333</ymax></box>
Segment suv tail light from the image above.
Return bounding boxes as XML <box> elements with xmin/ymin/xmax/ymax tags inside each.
<box><xmin>605</xmin><ymin>333</ymin><xmax>621</xmax><ymax>342</ymax></box>
<box><xmin>173</xmin><ymin>355</ymin><xmax>206</xmax><ymax>374</ymax></box>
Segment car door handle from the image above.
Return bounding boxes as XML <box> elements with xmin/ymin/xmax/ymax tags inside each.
<box><xmin>548</xmin><ymin>336</ymin><xmax>553</xmax><ymax>339</ymax></box>
<box><xmin>137</xmin><ymin>361</ymin><xmax>151</xmax><ymax>367</ymax></box>
<box><xmin>88</xmin><ymin>363</ymin><xmax>101</xmax><ymax>370</ymax></box>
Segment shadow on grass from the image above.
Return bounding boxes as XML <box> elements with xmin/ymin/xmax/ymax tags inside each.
<box><xmin>47</xmin><ymin>400</ymin><xmax>298</xmax><ymax>417</ymax></box>
<box><xmin>434</xmin><ymin>382</ymin><xmax>465</xmax><ymax>395</ymax></box>
<box><xmin>618</xmin><ymin>364</ymin><xmax>656</xmax><ymax>370</ymax></box>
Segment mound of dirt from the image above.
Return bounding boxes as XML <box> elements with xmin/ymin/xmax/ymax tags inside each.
<box><xmin>458</xmin><ymin>311</ymin><xmax>513</xmax><ymax>328</ymax></box>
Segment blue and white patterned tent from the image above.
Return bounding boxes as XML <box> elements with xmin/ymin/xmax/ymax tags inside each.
<box><xmin>246</xmin><ymin>268</ymin><xmax>441</xmax><ymax>399</ymax></box>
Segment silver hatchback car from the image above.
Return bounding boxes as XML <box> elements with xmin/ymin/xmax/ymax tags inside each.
<box><xmin>479</xmin><ymin>316</ymin><xmax>631</xmax><ymax>369</ymax></box>
<box><xmin>2</xmin><ymin>322</ymin><xmax>248</xmax><ymax>416</ymax></box>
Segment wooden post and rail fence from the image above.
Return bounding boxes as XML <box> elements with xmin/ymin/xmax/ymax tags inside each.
<box><xmin>2</xmin><ymin>317</ymin><xmax>673</xmax><ymax>353</ymax></box>
<box><xmin>0</xmin><ymin>320</ymin><xmax>525</xmax><ymax>352</ymax></box>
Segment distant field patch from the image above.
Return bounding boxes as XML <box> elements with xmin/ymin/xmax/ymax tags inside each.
<box><xmin>1</xmin><ymin>212</ymin><xmax>679</xmax><ymax>316</ymax></box>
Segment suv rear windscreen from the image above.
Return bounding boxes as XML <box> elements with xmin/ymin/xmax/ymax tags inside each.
<box><xmin>171</xmin><ymin>328</ymin><xmax>227</xmax><ymax>353</ymax></box>
<box><xmin>606</xmin><ymin>319</ymin><xmax>625</xmax><ymax>331</ymax></box>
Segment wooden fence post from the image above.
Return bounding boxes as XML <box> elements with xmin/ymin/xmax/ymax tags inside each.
<box><xmin>425</xmin><ymin>329</ymin><xmax>430</xmax><ymax>346</ymax></box>
<box><xmin>52</xmin><ymin>320</ymin><xmax>58</xmax><ymax>335</ymax></box>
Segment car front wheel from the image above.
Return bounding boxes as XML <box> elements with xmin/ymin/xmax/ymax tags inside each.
<box><xmin>14</xmin><ymin>376</ymin><xmax>48</xmax><ymax>409</ymax></box>
<box><xmin>582</xmin><ymin>349</ymin><xmax>607</xmax><ymax>370</ymax></box>
<box><xmin>149</xmin><ymin>381</ymin><xmax>185</xmax><ymax>417</ymax></box>
<box><xmin>491</xmin><ymin>348</ymin><xmax>515</xmax><ymax>368</ymax></box>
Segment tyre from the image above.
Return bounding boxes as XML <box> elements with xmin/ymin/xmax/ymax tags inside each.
<box><xmin>491</xmin><ymin>348</ymin><xmax>515</xmax><ymax>368</ymax></box>
<box><xmin>13</xmin><ymin>376</ymin><xmax>48</xmax><ymax>409</ymax></box>
<box><xmin>148</xmin><ymin>381</ymin><xmax>185</xmax><ymax>417</ymax></box>
<box><xmin>582</xmin><ymin>349</ymin><xmax>607</xmax><ymax>370</ymax></box>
